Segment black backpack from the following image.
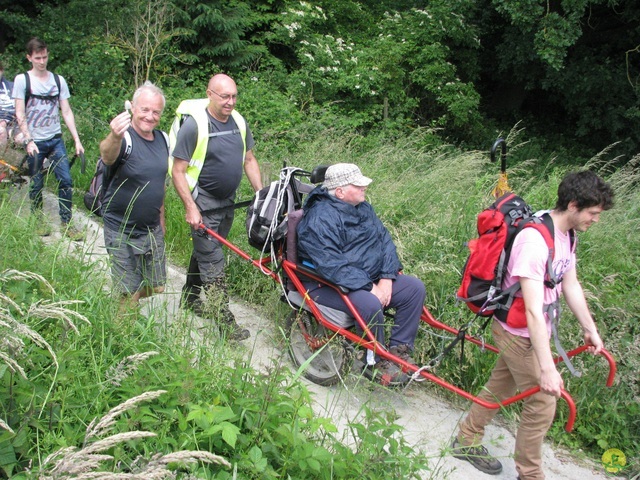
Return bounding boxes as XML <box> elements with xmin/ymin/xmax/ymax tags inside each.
<box><xmin>246</xmin><ymin>170</ymin><xmax>299</xmax><ymax>251</ymax></box>
<box><xmin>246</xmin><ymin>167</ymin><xmax>312</xmax><ymax>252</ymax></box>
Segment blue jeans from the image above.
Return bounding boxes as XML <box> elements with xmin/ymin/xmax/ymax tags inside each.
<box><xmin>28</xmin><ymin>135</ymin><xmax>73</xmax><ymax>223</ymax></box>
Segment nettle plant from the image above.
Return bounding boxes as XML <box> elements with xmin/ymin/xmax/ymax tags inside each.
<box><xmin>275</xmin><ymin>1</ymin><xmax>482</xmax><ymax>131</ymax></box>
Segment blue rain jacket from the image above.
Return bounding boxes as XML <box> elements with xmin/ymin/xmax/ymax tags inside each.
<box><xmin>297</xmin><ymin>186</ymin><xmax>402</xmax><ymax>291</ymax></box>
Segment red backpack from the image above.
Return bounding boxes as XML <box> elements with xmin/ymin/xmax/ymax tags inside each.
<box><xmin>457</xmin><ymin>192</ymin><xmax>575</xmax><ymax>328</ymax></box>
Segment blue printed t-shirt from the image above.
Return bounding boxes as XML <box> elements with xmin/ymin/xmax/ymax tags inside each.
<box><xmin>12</xmin><ymin>72</ymin><xmax>70</xmax><ymax>141</ymax></box>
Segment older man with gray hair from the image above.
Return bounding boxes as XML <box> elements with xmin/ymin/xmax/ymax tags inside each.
<box><xmin>99</xmin><ymin>81</ymin><xmax>169</xmax><ymax>310</ymax></box>
<box><xmin>296</xmin><ymin>163</ymin><xmax>426</xmax><ymax>386</ymax></box>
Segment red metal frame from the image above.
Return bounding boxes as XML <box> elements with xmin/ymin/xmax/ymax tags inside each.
<box><xmin>198</xmin><ymin>223</ymin><xmax>616</xmax><ymax>433</ymax></box>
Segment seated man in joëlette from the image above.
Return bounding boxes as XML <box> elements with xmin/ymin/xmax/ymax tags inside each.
<box><xmin>296</xmin><ymin>163</ymin><xmax>426</xmax><ymax>386</ymax></box>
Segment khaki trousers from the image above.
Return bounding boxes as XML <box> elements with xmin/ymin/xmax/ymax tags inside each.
<box><xmin>458</xmin><ymin>321</ymin><xmax>557</xmax><ymax>480</ymax></box>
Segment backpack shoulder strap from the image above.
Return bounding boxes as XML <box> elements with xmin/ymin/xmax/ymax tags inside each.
<box><xmin>122</xmin><ymin>130</ymin><xmax>133</xmax><ymax>161</ymax></box>
<box><xmin>160</xmin><ymin>130</ymin><xmax>169</xmax><ymax>152</ymax></box>
<box><xmin>24</xmin><ymin>73</ymin><xmax>31</xmax><ymax>104</ymax></box>
<box><xmin>525</xmin><ymin>213</ymin><xmax>559</xmax><ymax>288</ymax></box>
<box><xmin>569</xmin><ymin>228</ymin><xmax>577</xmax><ymax>253</ymax></box>
<box><xmin>536</xmin><ymin>213</ymin><xmax>556</xmax><ymax>252</ymax></box>
<box><xmin>103</xmin><ymin>131</ymin><xmax>133</xmax><ymax>190</ymax></box>
<box><xmin>53</xmin><ymin>73</ymin><xmax>61</xmax><ymax>98</ymax></box>
<box><xmin>24</xmin><ymin>72</ymin><xmax>62</xmax><ymax>104</ymax></box>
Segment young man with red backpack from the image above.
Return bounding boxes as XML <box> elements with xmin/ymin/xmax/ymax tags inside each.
<box><xmin>452</xmin><ymin>171</ymin><xmax>614</xmax><ymax>480</ymax></box>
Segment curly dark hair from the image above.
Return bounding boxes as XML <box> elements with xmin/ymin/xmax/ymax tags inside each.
<box><xmin>555</xmin><ymin>170</ymin><xmax>614</xmax><ymax>212</ymax></box>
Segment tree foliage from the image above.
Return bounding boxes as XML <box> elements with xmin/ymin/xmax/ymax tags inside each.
<box><xmin>479</xmin><ymin>0</ymin><xmax>640</xmax><ymax>153</ymax></box>
<box><xmin>0</xmin><ymin>0</ymin><xmax>638</xmax><ymax>154</ymax></box>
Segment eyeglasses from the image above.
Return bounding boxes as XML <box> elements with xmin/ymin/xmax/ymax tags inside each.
<box><xmin>208</xmin><ymin>90</ymin><xmax>238</xmax><ymax>102</ymax></box>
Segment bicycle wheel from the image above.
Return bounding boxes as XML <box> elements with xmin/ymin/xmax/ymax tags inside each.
<box><xmin>285</xmin><ymin>310</ymin><xmax>350</xmax><ymax>386</ymax></box>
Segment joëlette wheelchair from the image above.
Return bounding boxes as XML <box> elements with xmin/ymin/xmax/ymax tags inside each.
<box><xmin>196</xmin><ymin>164</ymin><xmax>616</xmax><ymax>433</ymax></box>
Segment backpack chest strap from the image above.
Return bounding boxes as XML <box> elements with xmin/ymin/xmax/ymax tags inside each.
<box><xmin>544</xmin><ymin>300</ymin><xmax>581</xmax><ymax>377</ymax></box>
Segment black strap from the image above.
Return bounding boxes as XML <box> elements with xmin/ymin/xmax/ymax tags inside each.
<box><xmin>25</xmin><ymin>72</ymin><xmax>61</xmax><ymax>105</ymax></box>
<box><xmin>102</xmin><ymin>131</ymin><xmax>135</xmax><ymax>195</ymax></box>
<box><xmin>426</xmin><ymin>312</ymin><xmax>493</xmax><ymax>369</ymax></box>
<box><xmin>199</xmin><ymin>199</ymin><xmax>252</xmax><ymax>216</ymax></box>
<box><xmin>208</xmin><ymin>129</ymin><xmax>240</xmax><ymax>138</ymax></box>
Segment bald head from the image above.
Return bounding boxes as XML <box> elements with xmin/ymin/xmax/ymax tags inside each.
<box><xmin>208</xmin><ymin>74</ymin><xmax>236</xmax><ymax>92</ymax></box>
<box><xmin>206</xmin><ymin>74</ymin><xmax>239</xmax><ymax>122</ymax></box>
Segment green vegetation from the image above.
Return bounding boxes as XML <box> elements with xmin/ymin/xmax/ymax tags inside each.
<box><xmin>181</xmin><ymin>127</ymin><xmax>640</xmax><ymax>474</ymax></box>
<box><xmin>2</xmin><ymin>128</ymin><xmax>639</xmax><ymax>477</ymax></box>
<box><xmin>1</xmin><ymin>0</ymin><xmax>639</xmax><ymax>477</ymax></box>
<box><xmin>1</xmin><ymin>0</ymin><xmax>639</xmax><ymax>155</ymax></box>
<box><xmin>0</xmin><ymin>194</ymin><xmax>433</xmax><ymax>478</ymax></box>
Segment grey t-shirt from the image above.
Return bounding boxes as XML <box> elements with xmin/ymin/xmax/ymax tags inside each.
<box><xmin>102</xmin><ymin>127</ymin><xmax>169</xmax><ymax>236</ymax></box>
<box><xmin>172</xmin><ymin>108</ymin><xmax>255</xmax><ymax>200</ymax></box>
<box><xmin>12</xmin><ymin>72</ymin><xmax>70</xmax><ymax>141</ymax></box>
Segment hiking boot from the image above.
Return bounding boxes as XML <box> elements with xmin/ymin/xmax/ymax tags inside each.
<box><xmin>207</xmin><ymin>278</ymin><xmax>249</xmax><ymax>341</ymax></box>
<box><xmin>362</xmin><ymin>360</ymin><xmax>409</xmax><ymax>386</ymax></box>
<box><xmin>180</xmin><ymin>283</ymin><xmax>202</xmax><ymax>311</ymax></box>
<box><xmin>32</xmin><ymin>211</ymin><xmax>51</xmax><ymax>236</ymax></box>
<box><xmin>451</xmin><ymin>438</ymin><xmax>503</xmax><ymax>475</ymax></box>
<box><xmin>62</xmin><ymin>222</ymin><xmax>85</xmax><ymax>241</ymax></box>
<box><xmin>181</xmin><ymin>296</ymin><xmax>207</xmax><ymax>316</ymax></box>
<box><xmin>186</xmin><ymin>301</ymin><xmax>250</xmax><ymax>341</ymax></box>
<box><xmin>192</xmin><ymin>281</ymin><xmax>250</xmax><ymax>341</ymax></box>
<box><xmin>389</xmin><ymin>344</ymin><xmax>417</xmax><ymax>365</ymax></box>
<box><xmin>219</xmin><ymin>316</ymin><xmax>250</xmax><ymax>341</ymax></box>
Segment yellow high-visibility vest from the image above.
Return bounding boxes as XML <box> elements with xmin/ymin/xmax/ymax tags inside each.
<box><xmin>168</xmin><ymin>98</ymin><xmax>246</xmax><ymax>192</ymax></box>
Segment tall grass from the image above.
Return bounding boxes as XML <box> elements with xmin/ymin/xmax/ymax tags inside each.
<box><xmin>164</xmin><ymin>126</ymin><xmax>640</xmax><ymax>473</ymax></box>
<box><xmin>6</xmin><ymin>121</ymin><xmax>635</xmax><ymax>476</ymax></box>
<box><xmin>0</xmin><ymin>189</ymin><xmax>433</xmax><ymax>478</ymax></box>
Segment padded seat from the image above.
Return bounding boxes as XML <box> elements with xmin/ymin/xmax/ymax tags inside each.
<box><xmin>286</xmin><ymin>291</ymin><xmax>355</xmax><ymax>329</ymax></box>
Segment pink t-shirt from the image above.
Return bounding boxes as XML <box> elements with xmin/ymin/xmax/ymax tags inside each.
<box><xmin>499</xmin><ymin>222</ymin><xmax>575</xmax><ymax>338</ymax></box>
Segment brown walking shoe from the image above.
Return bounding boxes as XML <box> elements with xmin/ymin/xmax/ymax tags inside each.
<box><xmin>389</xmin><ymin>344</ymin><xmax>417</xmax><ymax>365</ymax></box>
<box><xmin>451</xmin><ymin>438</ymin><xmax>503</xmax><ymax>475</ymax></box>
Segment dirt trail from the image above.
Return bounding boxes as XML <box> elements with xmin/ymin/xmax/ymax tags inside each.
<box><xmin>28</xmin><ymin>187</ymin><xmax>620</xmax><ymax>480</ymax></box>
